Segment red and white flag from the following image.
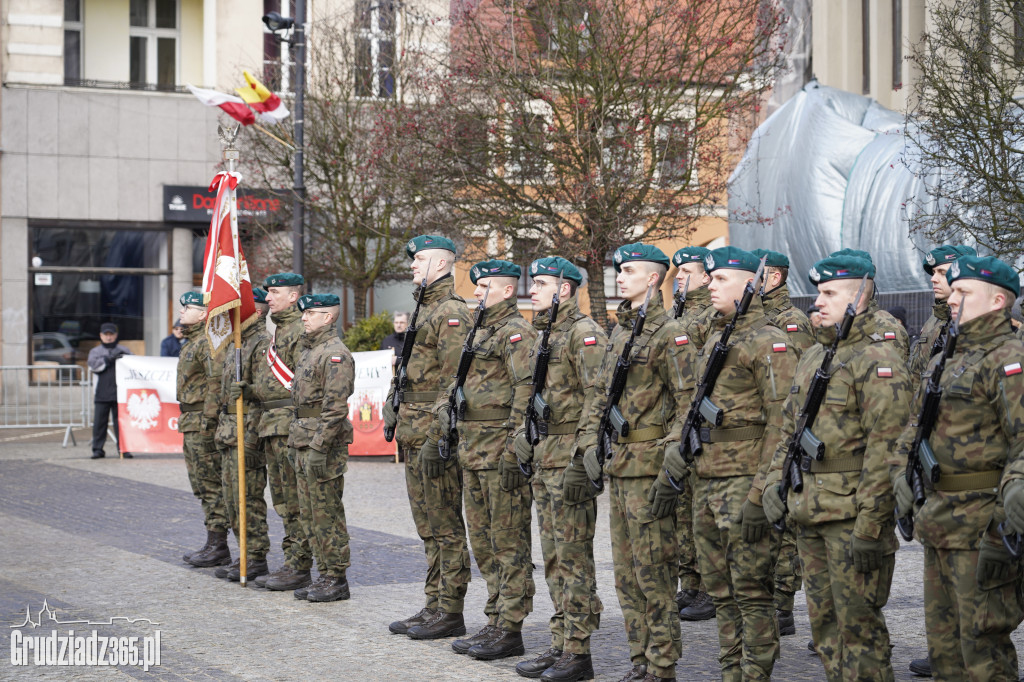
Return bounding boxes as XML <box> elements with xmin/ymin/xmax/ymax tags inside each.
<box><xmin>235</xmin><ymin>70</ymin><xmax>289</xmax><ymax>124</ymax></box>
<box><xmin>202</xmin><ymin>171</ymin><xmax>258</xmax><ymax>355</ymax></box>
<box><xmin>186</xmin><ymin>84</ymin><xmax>256</xmax><ymax>126</ymax></box>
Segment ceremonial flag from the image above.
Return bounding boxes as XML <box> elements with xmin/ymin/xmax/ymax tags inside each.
<box><xmin>235</xmin><ymin>70</ymin><xmax>289</xmax><ymax>124</ymax></box>
<box><xmin>201</xmin><ymin>171</ymin><xmax>258</xmax><ymax>355</ymax></box>
<box><xmin>186</xmin><ymin>84</ymin><xmax>256</xmax><ymax>126</ymax></box>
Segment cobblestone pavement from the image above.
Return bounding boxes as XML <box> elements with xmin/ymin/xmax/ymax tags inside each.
<box><xmin>1</xmin><ymin>437</ymin><xmax>1021</xmax><ymax>680</ymax></box>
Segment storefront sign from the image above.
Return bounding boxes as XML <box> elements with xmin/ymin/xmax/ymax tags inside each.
<box><xmin>163</xmin><ymin>185</ymin><xmax>288</xmax><ymax>223</ymax></box>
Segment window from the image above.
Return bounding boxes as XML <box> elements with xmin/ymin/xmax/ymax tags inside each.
<box><xmin>891</xmin><ymin>0</ymin><xmax>902</xmax><ymax>90</ymax></box>
<box><xmin>129</xmin><ymin>0</ymin><xmax>178</xmax><ymax>89</ymax></box>
<box><xmin>548</xmin><ymin>4</ymin><xmax>591</xmax><ymax>54</ymax></box>
<box><xmin>861</xmin><ymin>0</ymin><xmax>870</xmax><ymax>94</ymax></box>
<box><xmin>355</xmin><ymin>0</ymin><xmax>396</xmax><ymax>98</ymax></box>
<box><xmin>654</xmin><ymin>122</ymin><xmax>694</xmax><ymax>188</ymax></box>
<box><xmin>451</xmin><ymin>113</ymin><xmax>489</xmax><ymax>175</ymax></box>
<box><xmin>263</xmin><ymin>0</ymin><xmax>293</xmax><ymax>92</ymax></box>
<box><xmin>64</xmin><ymin>0</ymin><xmax>83</xmax><ymax>83</ymax></box>
<box><xmin>602</xmin><ymin>117</ymin><xmax>640</xmax><ymax>182</ymax></box>
<box><xmin>506</xmin><ymin>109</ymin><xmax>548</xmax><ymax>182</ymax></box>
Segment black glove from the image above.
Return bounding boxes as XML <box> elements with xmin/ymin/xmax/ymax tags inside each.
<box><xmin>419</xmin><ymin>440</ymin><xmax>444</xmax><ymax>479</ymax></box>
<box><xmin>500</xmin><ymin>457</ymin><xmax>528</xmax><ymax>491</ymax></box>
<box><xmin>647</xmin><ymin>472</ymin><xmax>679</xmax><ymax>519</ymax></box>
<box><xmin>977</xmin><ymin>539</ymin><xmax>1014</xmax><ymax>587</ymax></box>
<box><xmin>563</xmin><ymin>458</ymin><xmax>595</xmax><ymax>505</ymax></box>
<box><xmin>740</xmin><ymin>499</ymin><xmax>769</xmax><ymax>543</ymax></box>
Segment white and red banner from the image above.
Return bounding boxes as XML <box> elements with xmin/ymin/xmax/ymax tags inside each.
<box><xmin>348</xmin><ymin>350</ymin><xmax>397</xmax><ymax>457</ymax></box>
<box><xmin>115</xmin><ymin>356</ymin><xmax>183</xmax><ymax>454</ymax></box>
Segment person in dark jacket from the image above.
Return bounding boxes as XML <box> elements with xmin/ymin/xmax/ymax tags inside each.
<box><xmin>379</xmin><ymin>312</ymin><xmax>409</xmax><ymax>366</ymax></box>
<box><xmin>160</xmin><ymin>320</ymin><xmax>185</xmax><ymax>357</ymax></box>
<box><xmin>87</xmin><ymin>323</ymin><xmax>132</xmax><ymax>459</ymax></box>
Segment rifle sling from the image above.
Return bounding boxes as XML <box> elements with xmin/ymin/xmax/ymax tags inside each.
<box><xmin>179</xmin><ymin>402</ymin><xmax>203</xmax><ymax>413</ymax></box>
<box><xmin>617</xmin><ymin>425</ymin><xmax>665</xmax><ymax>444</ymax></box>
<box><xmin>462</xmin><ymin>407</ymin><xmax>511</xmax><ymax>422</ymax></box>
<box><xmin>699</xmin><ymin>424</ymin><xmax>765</xmax><ymax>443</ymax></box>
<box><xmin>261</xmin><ymin>398</ymin><xmax>293</xmax><ymax>409</ymax></box>
<box><xmin>543</xmin><ymin>422</ymin><xmax>578</xmax><ymax>436</ymax></box>
<box><xmin>807</xmin><ymin>455</ymin><xmax>863</xmax><ymax>473</ymax></box>
<box><xmin>933</xmin><ymin>470</ymin><xmax>1002</xmax><ymax>492</ymax></box>
<box><xmin>399</xmin><ymin>391</ymin><xmax>439</xmax><ymax>403</ymax></box>
<box><xmin>296</xmin><ymin>406</ymin><xmax>322</xmax><ymax>418</ymax></box>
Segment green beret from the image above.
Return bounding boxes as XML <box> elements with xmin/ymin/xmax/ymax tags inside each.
<box><xmin>750</xmin><ymin>248</ymin><xmax>789</xmax><ymax>268</ymax></box>
<box><xmin>808</xmin><ymin>255</ymin><xmax>876</xmax><ymax>286</ymax></box>
<box><xmin>252</xmin><ymin>287</ymin><xmax>268</xmax><ymax>304</ymax></box>
<box><xmin>672</xmin><ymin>246</ymin><xmax>711</xmax><ymax>268</ymax></box>
<box><xmin>946</xmin><ymin>255</ymin><xmax>1021</xmax><ymax>297</ymax></box>
<box><xmin>704</xmin><ymin>246</ymin><xmax>761</xmax><ymax>274</ymax></box>
<box><xmin>613</xmin><ymin>243</ymin><xmax>670</xmax><ymax>273</ymax></box>
<box><xmin>529</xmin><ymin>257</ymin><xmax>583</xmax><ymax>284</ymax></box>
<box><xmin>179</xmin><ymin>291</ymin><xmax>205</xmax><ymax>307</ymax></box>
<box><xmin>470</xmin><ymin>259</ymin><xmax>521</xmax><ymax>284</ymax></box>
<box><xmin>405</xmin><ymin>235</ymin><xmax>456</xmax><ymax>259</ymax></box>
<box><xmin>923</xmin><ymin>245</ymin><xmax>976</xmax><ymax>274</ymax></box>
<box><xmin>297</xmin><ymin>293</ymin><xmax>341</xmax><ymax>311</ymax></box>
<box><xmin>829</xmin><ymin>248</ymin><xmax>873</xmax><ymax>263</ymax></box>
<box><xmin>264</xmin><ymin>272</ymin><xmax>304</xmax><ymax>288</ymax></box>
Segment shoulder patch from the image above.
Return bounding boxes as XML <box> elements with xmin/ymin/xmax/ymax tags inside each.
<box><xmin>448</xmin><ymin>319</ymin><xmax>460</xmax><ymax>326</ymax></box>
<box><xmin>772</xmin><ymin>342</ymin><xmax>787</xmax><ymax>352</ymax></box>
<box><xmin>330</xmin><ymin>356</ymin><xmax>343</xmax><ymax>363</ymax></box>
<box><xmin>786</xmin><ymin>324</ymin><xmax>799</xmax><ymax>332</ymax></box>
<box><xmin>583</xmin><ymin>336</ymin><xmax>597</xmax><ymax>346</ymax></box>
<box><xmin>883</xmin><ymin>331</ymin><xmax>897</xmax><ymax>340</ymax></box>
<box><xmin>675</xmin><ymin>335</ymin><xmax>689</xmax><ymax>346</ymax></box>
<box><xmin>509</xmin><ymin>333</ymin><xmax>523</xmax><ymax>344</ymax></box>
<box><xmin>877</xmin><ymin>367</ymin><xmax>893</xmax><ymax>378</ymax></box>
<box><xmin>1004</xmin><ymin>362</ymin><xmax>1022</xmax><ymax>376</ymax></box>
<box><xmin>790</xmin><ymin>384</ymin><xmax>800</xmax><ymax>393</ymax></box>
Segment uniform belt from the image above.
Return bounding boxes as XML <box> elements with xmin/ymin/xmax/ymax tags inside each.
<box><xmin>808</xmin><ymin>455</ymin><xmax>863</xmax><ymax>473</ymax></box>
<box><xmin>617</xmin><ymin>425</ymin><xmax>665</xmax><ymax>444</ymax></box>
<box><xmin>296</xmin><ymin>406</ymin><xmax>322</xmax><ymax>418</ymax></box>
<box><xmin>179</xmin><ymin>402</ymin><xmax>203</xmax><ymax>413</ymax></box>
<box><xmin>462</xmin><ymin>407</ymin><xmax>511</xmax><ymax>422</ymax></box>
<box><xmin>543</xmin><ymin>422</ymin><xmax>578</xmax><ymax>436</ymax></box>
<box><xmin>400</xmin><ymin>391</ymin><xmax>439</xmax><ymax>403</ymax></box>
<box><xmin>261</xmin><ymin>398</ymin><xmax>293</xmax><ymax>409</ymax></box>
<box><xmin>226</xmin><ymin>403</ymin><xmax>249</xmax><ymax>415</ymax></box>
<box><xmin>699</xmin><ymin>424</ymin><xmax>765</xmax><ymax>444</ymax></box>
<box><xmin>933</xmin><ymin>470</ymin><xmax>1002</xmax><ymax>492</ymax></box>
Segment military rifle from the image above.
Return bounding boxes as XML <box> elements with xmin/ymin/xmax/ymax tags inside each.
<box><xmin>438</xmin><ymin>282</ymin><xmax>491</xmax><ymax>462</ymax></box>
<box><xmin>384</xmin><ymin>258</ymin><xmax>432</xmax><ymax>442</ymax></box>
<box><xmin>588</xmin><ymin>282</ymin><xmax>655</xmax><ymax>492</ymax></box>
<box><xmin>773</xmin><ymin>275</ymin><xmax>868</xmax><ymax>532</ymax></box>
<box><xmin>668</xmin><ymin>257</ymin><xmax>767</xmax><ymax>491</ymax></box>
<box><xmin>896</xmin><ymin>295</ymin><xmax>962</xmax><ymax>541</ymax></box>
<box><xmin>521</xmin><ymin>273</ymin><xmax>564</xmax><ymax>477</ymax></box>
<box><xmin>672</xmin><ymin>275</ymin><xmax>691</xmax><ymax>319</ymax></box>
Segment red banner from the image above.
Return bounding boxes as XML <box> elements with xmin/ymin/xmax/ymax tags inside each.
<box><xmin>115</xmin><ymin>356</ymin><xmax>184</xmax><ymax>454</ymax></box>
<box><xmin>348</xmin><ymin>350</ymin><xmax>397</xmax><ymax>457</ymax></box>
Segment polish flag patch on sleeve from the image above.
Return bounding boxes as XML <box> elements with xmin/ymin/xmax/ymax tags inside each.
<box><xmin>786</xmin><ymin>324</ymin><xmax>799</xmax><ymax>332</ymax></box>
<box><xmin>583</xmin><ymin>336</ymin><xmax>597</xmax><ymax>346</ymax></box>
<box><xmin>772</xmin><ymin>343</ymin><xmax>787</xmax><ymax>352</ymax></box>
<box><xmin>510</xmin><ymin>333</ymin><xmax>523</xmax><ymax>344</ymax></box>
<box><xmin>448</xmin><ymin>319</ymin><xmax>460</xmax><ymax>326</ymax></box>
<box><xmin>883</xmin><ymin>332</ymin><xmax>896</xmax><ymax>340</ymax></box>
<box><xmin>675</xmin><ymin>335</ymin><xmax>689</xmax><ymax>346</ymax></box>
<box><xmin>1004</xmin><ymin>362</ymin><xmax>1022</xmax><ymax>376</ymax></box>
<box><xmin>877</xmin><ymin>367</ymin><xmax>893</xmax><ymax>378</ymax></box>
<box><xmin>330</xmin><ymin>356</ymin><xmax>343</xmax><ymax>363</ymax></box>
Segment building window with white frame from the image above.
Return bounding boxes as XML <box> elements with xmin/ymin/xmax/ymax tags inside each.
<box><xmin>129</xmin><ymin>0</ymin><xmax>178</xmax><ymax>89</ymax></box>
<box><xmin>355</xmin><ymin>0</ymin><xmax>396</xmax><ymax>98</ymax></box>
<box><xmin>64</xmin><ymin>0</ymin><xmax>83</xmax><ymax>83</ymax></box>
<box><xmin>601</xmin><ymin>117</ymin><xmax>640</xmax><ymax>183</ymax></box>
<box><xmin>654</xmin><ymin>121</ymin><xmax>695</xmax><ymax>188</ymax></box>
<box><xmin>506</xmin><ymin>102</ymin><xmax>550</xmax><ymax>183</ymax></box>
<box><xmin>263</xmin><ymin>0</ymin><xmax>293</xmax><ymax>93</ymax></box>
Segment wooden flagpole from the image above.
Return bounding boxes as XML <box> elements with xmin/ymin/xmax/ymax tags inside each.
<box><xmin>234</xmin><ymin>306</ymin><xmax>248</xmax><ymax>586</ymax></box>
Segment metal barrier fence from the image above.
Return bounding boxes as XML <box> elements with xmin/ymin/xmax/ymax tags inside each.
<box><xmin>0</xmin><ymin>365</ymin><xmax>93</xmax><ymax>447</ymax></box>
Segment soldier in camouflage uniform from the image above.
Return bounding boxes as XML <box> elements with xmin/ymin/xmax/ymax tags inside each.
<box><xmin>763</xmin><ymin>254</ymin><xmax>912</xmax><ymax>682</ymax></box>
<box><xmin>289</xmin><ymin>293</ymin><xmax>355</xmax><ymax>602</ymax></box>
<box><xmin>421</xmin><ymin>259</ymin><xmax>537</xmax><ymax>660</ymax></box>
<box><xmin>750</xmin><ymin>248</ymin><xmax>814</xmax><ymax>637</ymax></box>
<box><xmin>686</xmin><ymin>246</ymin><xmax>795</xmax><ymax>682</ymax></box>
<box><xmin>668</xmin><ymin>246</ymin><xmax>717</xmax><ymax>623</ymax></box>
<box><xmin>898</xmin><ymin>256</ymin><xmax>1024</xmax><ymax>681</ymax></box>
<box><xmin>830</xmin><ymin>249</ymin><xmax>910</xmax><ymax>360</ymax></box>
<box><xmin>511</xmin><ymin>257</ymin><xmax>606</xmax><ymax>681</ymax></box>
<box><xmin>573</xmin><ymin>243</ymin><xmax>696</xmax><ymax>682</ymax></box>
<box><xmin>213</xmin><ymin>289</ymin><xmax>271</xmax><ymax>582</ymax></box>
<box><xmin>233</xmin><ymin>273</ymin><xmax>313</xmax><ymax>591</ymax></box>
<box><xmin>907</xmin><ymin>245</ymin><xmax>977</xmax><ymax>382</ymax></box>
<box><xmin>383</xmin><ymin>235</ymin><xmax>472</xmax><ymax>640</ymax></box>
<box><xmin>177</xmin><ymin>291</ymin><xmax>232</xmax><ymax>568</ymax></box>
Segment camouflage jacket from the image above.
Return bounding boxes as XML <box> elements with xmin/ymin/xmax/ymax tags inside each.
<box><xmin>396</xmin><ymin>275</ymin><xmax>473</xmax><ymax>449</ymax></box>
<box><xmin>437</xmin><ymin>297</ymin><xmax>536</xmax><ymax>470</ymax></box>
<box><xmin>762</xmin><ymin>284</ymin><xmax>815</xmax><ymax>358</ymax></box>
<box><xmin>176</xmin><ymin>323</ymin><xmax>213</xmax><ymax>434</ymax></box>
<box><xmin>867</xmin><ymin>299</ymin><xmax>910</xmax><ymax>360</ymax></box>
<box><xmin>215</xmin><ymin>321</ymin><xmax>268</xmax><ymax>448</ymax></box>
<box><xmin>524</xmin><ymin>297</ymin><xmax>608</xmax><ymax>469</ymax></box>
<box><xmin>693</xmin><ymin>298</ymin><xmax>796</xmax><ymax>496</ymax></box>
<box><xmin>892</xmin><ymin>310</ymin><xmax>1024</xmax><ymax>550</ymax></box>
<box><xmin>579</xmin><ymin>295</ymin><xmax>695</xmax><ymax>478</ymax></box>
<box><xmin>765</xmin><ymin>313</ymin><xmax>912</xmax><ymax>543</ymax></box>
<box><xmin>673</xmin><ymin>284</ymin><xmax>716</xmax><ymax>349</ymax></box>
<box><xmin>907</xmin><ymin>301</ymin><xmax>950</xmax><ymax>381</ymax></box>
<box><xmin>254</xmin><ymin>306</ymin><xmax>304</xmax><ymax>437</ymax></box>
<box><xmin>287</xmin><ymin>324</ymin><xmax>355</xmax><ymax>465</ymax></box>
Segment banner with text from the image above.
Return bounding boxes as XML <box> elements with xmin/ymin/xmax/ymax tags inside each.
<box><xmin>115</xmin><ymin>356</ymin><xmax>183</xmax><ymax>454</ymax></box>
<box><xmin>349</xmin><ymin>350</ymin><xmax>396</xmax><ymax>457</ymax></box>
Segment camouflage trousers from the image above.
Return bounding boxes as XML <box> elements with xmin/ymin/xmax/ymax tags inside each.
<box><xmin>403</xmin><ymin>446</ymin><xmax>470</xmax><ymax>613</ymax></box>
<box><xmin>693</xmin><ymin>475</ymin><xmax>779</xmax><ymax>682</ymax></box>
<box><xmin>182</xmin><ymin>431</ymin><xmax>229</xmax><ymax>532</ymax></box>
<box><xmin>924</xmin><ymin>544</ymin><xmax>1023</xmax><ymax>682</ymax></box>
<box><xmin>294</xmin><ymin>446</ymin><xmax>350</xmax><ymax>577</ymax></box>
<box><xmin>533</xmin><ymin>465</ymin><xmax>602</xmax><ymax>654</ymax></box>
<box><xmin>608</xmin><ymin>475</ymin><xmax>681</xmax><ymax>679</ymax></box>
<box><xmin>264</xmin><ymin>435</ymin><xmax>312</xmax><ymax>571</ymax></box>
<box><xmin>796</xmin><ymin>519</ymin><xmax>894</xmax><ymax>682</ymax></box>
<box><xmin>674</xmin><ymin>471</ymin><xmax>701</xmax><ymax>592</ymax></box>
<box><xmin>775</xmin><ymin>524</ymin><xmax>801</xmax><ymax>611</ymax></box>
<box><xmin>220</xmin><ymin>445</ymin><xmax>270</xmax><ymax>559</ymax></box>
<box><xmin>463</xmin><ymin>467</ymin><xmax>535</xmax><ymax>631</ymax></box>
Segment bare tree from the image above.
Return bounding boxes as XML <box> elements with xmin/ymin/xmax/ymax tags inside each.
<box><xmin>906</xmin><ymin>0</ymin><xmax>1024</xmax><ymax>257</ymax></box>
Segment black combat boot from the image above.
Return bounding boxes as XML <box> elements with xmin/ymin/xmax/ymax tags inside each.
<box><xmin>776</xmin><ymin>609</ymin><xmax>795</xmax><ymax>636</ymax></box>
<box><xmin>183</xmin><ymin>530</ymin><xmax>214</xmax><ymax>563</ymax></box>
<box><xmin>909</xmin><ymin>657</ymin><xmax>932</xmax><ymax>677</ymax></box>
<box><xmin>674</xmin><ymin>589</ymin><xmax>699</xmax><ymax>611</ymax></box>
<box><xmin>214</xmin><ymin>558</ymin><xmax>239</xmax><ymax>579</ymax></box>
<box><xmin>264</xmin><ymin>566</ymin><xmax>312</xmax><ymax>591</ymax></box>
<box><xmin>467</xmin><ymin>627</ymin><xmax>525</xmax><ymax>660</ymax></box>
<box><xmin>451</xmin><ymin>624</ymin><xmax>500</xmax><ymax>654</ymax></box>
<box><xmin>539</xmin><ymin>652</ymin><xmax>594</xmax><ymax>681</ymax></box>
<box><xmin>226</xmin><ymin>557</ymin><xmax>269</xmax><ymax>582</ymax></box>
<box><xmin>515</xmin><ymin>648</ymin><xmax>562</xmax><ymax>678</ymax></box>
<box><xmin>389</xmin><ymin>607</ymin><xmax>438</xmax><ymax>635</ymax></box>
<box><xmin>616</xmin><ymin>664</ymin><xmax>647</xmax><ymax>682</ymax></box>
<box><xmin>186</xmin><ymin>531</ymin><xmax>231</xmax><ymax>568</ymax></box>
<box><xmin>407</xmin><ymin>610</ymin><xmax>466</xmax><ymax>639</ymax></box>
<box><xmin>305</xmin><ymin>575</ymin><xmax>350</xmax><ymax>602</ymax></box>
<box><xmin>678</xmin><ymin>590</ymin><xmax>715</xmax><ymax>621</ymax></box>
<box><xmin>295</xmin><ymin>575</ymin><xmax>327</xmax><ymax>600</ymax></box>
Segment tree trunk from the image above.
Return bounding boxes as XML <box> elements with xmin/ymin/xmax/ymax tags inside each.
<box><xmin>352</xmin><ymin>284</ymin><xmax>368</xmax><ymax>322</ymax></box>
<box><xmin>585</xmin><ymin>253</ymin><xmax>609</xmax><ymax>330</ymax></box>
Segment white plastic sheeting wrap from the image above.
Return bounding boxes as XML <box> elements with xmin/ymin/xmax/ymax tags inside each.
<box><xmin>728</xmin><ymin>82</ymin><xmax>938</xmax><ymax>297</ymax></box>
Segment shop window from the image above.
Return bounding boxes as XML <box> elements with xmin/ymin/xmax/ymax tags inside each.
<box><xmin>129</xmin><ymin>0</ymin><xmax>178</xmax><ymax>89</ymax></box>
